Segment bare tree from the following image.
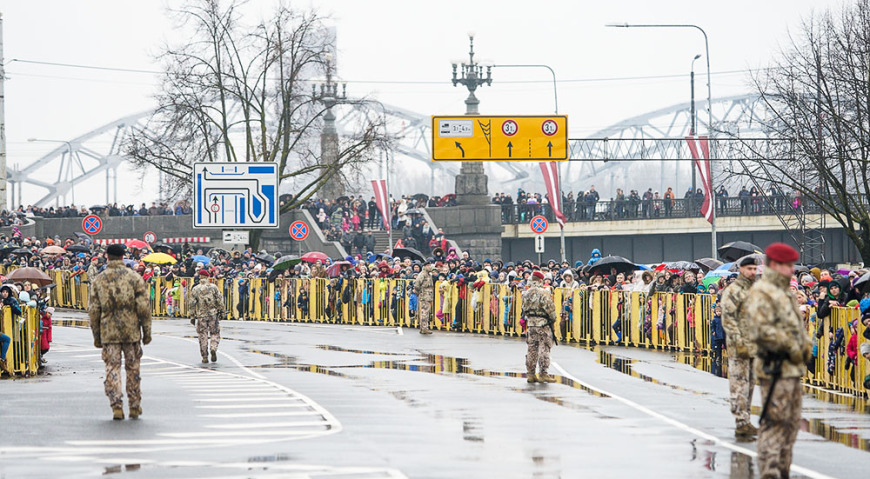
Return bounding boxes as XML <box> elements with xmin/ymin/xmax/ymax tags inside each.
<box><xmin>731</xmin><ymin>0</ymin><xmax>870</xmax><ymax>263</ymax></box>
<box><xmin>127</xmin><ymin>0</ymin><xmax>388</xmax><ymax>210</ymax></box>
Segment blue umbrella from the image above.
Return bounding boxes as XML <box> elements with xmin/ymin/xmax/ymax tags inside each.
<box><xmin>705</xmin><ymin>269</ymin><xmax>736</xmax><ymax>278</ymax></box>
<box><xmin>123</xmin><ymin>259</ymin><xmax>137</xmax><ymax>268</ymax></box>
<box><xmin>192</xmin><ymin>255</ymin><xmax>211</xmax><ymax>265</ymax></box>
<box><xmin>715</xmin><ymin>262</ymin><xmax>733</xmax><ymax>271</ymax></box>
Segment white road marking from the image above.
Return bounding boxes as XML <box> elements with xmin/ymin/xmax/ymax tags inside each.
<box><xmin>160</xmin><ymin>430</ymin><xmax>327</xmax><ymax>438</ymax></box>
<box><xmin>195</xmin><ymin>403</ymin><xmax>310</xmax><ymax>409</ymax></box>
<box><xmin>193</xmin><ymin>397</ymin><xmax>299</xmax><ymax>403</ymax></box>
<box><xmin>206</xmin><ymin>421</ymin><xmax>326</xmax><ymax>429</ymax></box>
<box><xmin>551</xmin><ymin>362</ymin><xmax>836</xmax><ymax>479</ymax></box>
<box><xmin>396</xmin><ymin>327</ymin><xmax>404</xmax><ymax>336</ymax></box>
<box><xmin>199</xmin><ymin>411</ymin><xmax>322</xmax><ymax>419</ymax></box>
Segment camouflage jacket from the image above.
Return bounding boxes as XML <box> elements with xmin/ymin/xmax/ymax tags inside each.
<box><xmin>745</xmin><ymin>268</ymin><xmax>811</xmax><ymax>379</ymax></box>
<box><xmin>414</xmin><ymin>268</ymin><xmax>434</xmax><ymax>301</ymax></box>
<box><xmin>720</xmin><ymin>274</ymin><xmax>755</xmax><ymax>357</ymax></box>
<box><xmin>88</xmin><ymin>260</ymin><xmax>151</xmax><ymax>344</ymax></box>
<box><xmin>189</xmin><ymin>281</ymin><xmax>225</xmax><ymax>319</ymax></box>
<box><xmin>521</xmin><ymin>282</ymin><xmax>556</xmax><ymax>327</ymax></box>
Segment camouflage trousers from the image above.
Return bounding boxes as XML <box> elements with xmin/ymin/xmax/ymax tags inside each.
<box><xmin>196</xmin><ymin>317</ymin><xmax>221</xmax><ymax>359</ymax></box>
<box><xmin>728</xmin><ymin>357</ymin><xmax>756</xmax><ymax>428</ymax></box>
<box><xmin>757</xmin><ymin>377</ymin><xmax>802</xmax><ymax>479</ymax></box>
<box><xmin>419</xmin><ymin>299</ymin><xmax>431</xmax><ymax>331</ymax></box>
<box><xmin>101</xmin><ymin>342</ymin><xmax>142</xmax><ymax>410</ymax></box>
<box><xmin>526</xmin><ymin>326</ymin><xmax>553</xmax><ymax>375</ymax></box>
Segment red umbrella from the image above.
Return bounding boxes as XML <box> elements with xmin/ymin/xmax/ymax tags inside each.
<box><xmin>301</xmin><ymin>251</ymin><xmax>329</xmax><ymax>263</ymax></box>
<box><xmin>325</xmin><ymin>261</ymin><xmax>352</xmax><ymax>278</ymax></box>
<box><xmin>126</xmin><ymin>239</ymin><xmax>150</xmax><ymax>250</ymax></box>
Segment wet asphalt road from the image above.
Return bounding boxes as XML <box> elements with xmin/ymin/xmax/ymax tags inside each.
<box><xmin>1</xmin><ymin>310</ymin><xmax>869</xmax><ymax>479</ymax></box>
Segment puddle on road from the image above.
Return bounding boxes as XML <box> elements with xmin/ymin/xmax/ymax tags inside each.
<box><xmin>53</xmin><ymin>319</ymin><xmax>90</xmax><ymax>329</ymax></box>
<box><xmin>596</xmin><ymin>349</ymin><xmax>709</xmax><ymax>396</ymax></box>
<box><xmin>103</xmin><ymin>464</ymin><xmax>141</xmax><ymax>475</ymax></box>
<box><xmin>749</xmin><ymin>405</ymin><xmax>870</xmax><ymax>452</ymax></box>
<box><xmin>317</xmin><ymin>345</ymin><xmax>417</xmax><ymax>356</ymax></box>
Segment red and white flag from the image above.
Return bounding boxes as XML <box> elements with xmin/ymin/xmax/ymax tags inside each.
<box><xmin>539</xmin><ymin>161</ymin><xmax>566</xmax><ymax>228</ymax></box>
<box><xmin>371</xmin><ymin>179</ymin><xmax>391</xmax><ymax>231</ymax></box>
<box><xmin>685</xmin><ymin>136</ymin><xmax>713</xmax><ymax>224</ymax></box>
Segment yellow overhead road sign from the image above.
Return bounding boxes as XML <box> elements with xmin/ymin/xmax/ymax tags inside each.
<box><xmin>431</xmin><ymin>115</ymin><xmax>568</xmax><ymax>161</ymax></box>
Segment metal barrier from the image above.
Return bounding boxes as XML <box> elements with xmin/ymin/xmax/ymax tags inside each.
<box><xmin>1</xmin><ymin>306</ymin><xmax>41</xmax><ymax>377</ymax></box>
<box><xmin>40</xmin><ymin>274</ymin><xmax>869</xmax><ymax>397</ymax></box>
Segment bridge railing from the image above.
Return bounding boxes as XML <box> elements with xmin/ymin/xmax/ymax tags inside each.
<box><xmin>496</xmin><ymin>195</ymin><xmax>847</xmax><ymax>224</ymax></box>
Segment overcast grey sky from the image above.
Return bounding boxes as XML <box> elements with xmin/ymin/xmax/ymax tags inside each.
<box><xmin>0</xmin><ymin>0</ymin><xmax>839</xmax><ymax>206</ymax></box>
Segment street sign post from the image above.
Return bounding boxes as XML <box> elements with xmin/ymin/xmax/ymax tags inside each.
<box><xmin>82</xmin><ymin>215</ymin><xmax>102</xmax><ymax>236</ymax></box>
<box><xmin>530</xmin><ymin>215</ymin><xmax>549</xmax><ymax>234</ymax></box>
<box><xmin>193</xmin><ymin>162</ymin><xmax>279</xmax><ymax>229</ymax></box>
<box><xmin>143</xmin><ymin>231</ymin><xmax>157</xmax><ymax>244</ymax></box>
<box><xmin>535</xmin><ymin>235</ymin><xmax>545</xmax><ymax>253</ymax></box>
<box><xmin>290</xmin><ymin>220</ymin><xmax>309</xmax><ymax>255</ymax></box>
<box><xmin>431</xmin><ymin>115</ymin><xmax>568</xmax><ymax>161</ymax></box>
<box><xmin>222</xmin><ymin>231</ymin><xmax>250</xmax><ymax>245</ymax></box>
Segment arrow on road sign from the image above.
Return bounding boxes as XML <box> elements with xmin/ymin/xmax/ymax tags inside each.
<box><xmin>507</xmin><ymin>142</ymin><xmax>513</xmax><ymax>157</ymax></box>
<box><xmin>547</xmin><ymin>141</ymin><xmax>553</xmax><ymax>157</ymax></box>
<box><xmin>454</xmin><ymin>141</ymin><xmax>465</xmax><ymax>158</ymax></box>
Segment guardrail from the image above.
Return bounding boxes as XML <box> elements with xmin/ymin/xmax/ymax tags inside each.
<box><xmin>1</xmin><ymin>306</ymin><xmax>41</xmax><ymax>377</ymax></box>
<box><xmin>44</xmin><ymin>272</ymin><xmax>870</xmax><ymax>397</ymax></box>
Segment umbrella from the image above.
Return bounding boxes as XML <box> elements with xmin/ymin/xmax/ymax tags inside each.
<box><xmin>411</xmin><ymin>193</ymin><xmax>429</xmax><ymax>202</ymax></box>
<box><xmin>335</xmin><ymin>195</ymin><xmax>350</xmax><ymax>203</ymax></box>
<box><xmin>126</xmin><ymin>239</ymin><xmax>150</xmax><ymax>250</ymax></box>
<box><xmin>0</xmin><ymin>243</ymin><xmax>17</xmax><ymax>254</ymax></box>
<box><xmin>326</xmin><ymin>261</ymin><xmax>352</xmax><ymax>278</ymax></box>
<box><xmin>255</xmin><ymin>253</ymin><xmax>276</xmax><ymax>265</ymax></box>
<box><xmin>694</xmin><ymin>257</ymin><xmax>723</xmax><ymax>273</ymax></box>
<box><xmin>729</xmin><ymin>254</ymin><xmax>765</xmax><ymax>272</ymax></box>
<box><xmin>405</xmin><ymin>208</ymin><xmax>424</xmax><ymax>215</ymax></box>
<box><xmin>301</xmin><ymin>251</ymin><xmax>330</xmax><ymax>264</ymax></box>
<box><xmin>590</xmin><ymin>255</ymin><xmax>637</xmax><ymax>275</ymax></box>
<box><xmin>854</xmin><ymin>271</ymin><xmax>870</xmax><ymax>293</ymax></box>
<box><xmin>705</xmin><ymin>269</ymin><xmax>737</xmax><ymax>279</ymax></box>
<box><xmin>141</xmin><ymin>252</ymin><xmax>177</xmax><ymax>264</ymax></box>
<box><xmin>123</xmin><ymin>259</ymin><xmax>137</xmax><ymax>268</ymax></box>
<box><xmin>664</xmin><ymin>261</ymin><xmax>701</xmax><ymax>271</ymax></box>
<box><xmin>273</xmin><ymin>255</ymin><xmax>302</xmax><ymax>271</ymax></box>
<box><xmin>90</xmin><ymin>205</ymin><xmax>106</xmax><ymax>210</ymax></box>
<box><xmin>66</xmin><ymin>244</ymin><xmax>90</xmax><ymax>254</ymax></box>
<box><xmin>42</xmin><ymin>245</ymin><xmax>66</xmax><ymax>255</ymax></box>
<box><xmin>7</xmin><ymin>267</ymin><xmax>53</xmax><ymax>287</ymax></box>
<box><xmin>794</xmin><ymin>265</ymin><xmax>810</xmax><ymax>274</ymax></box>
<box><xmin>207</xmin><ymin>247</ymin><xmax>229</xmax><ymax>257</ymax></box>
<box><xmin>191</xmin><ymin>255</ymin><xmax>211</xmax><ymax>265</ymax></box>
<box><xmin>11</xmin><ymin>248</ymin><xmax>32</xmax><ymax>256</ymax></box>
<box><xmin>391</xmin><ymin>247</ymin><xmax>425</xmax><ymax>262</ymax></box>
<box><xmin>75</xmin><ymin>232</ymin><xmax>90</xmax><ymax>241</ymax></box>
<box><xmin>715</xmin><ymin>262</ymin><xmax>734</xmax><ymax>271</ymax></box>
<box><xmin>718</xmin><ymin>241</ymin><xmax>763</xmax><ymax>262</ymax></box>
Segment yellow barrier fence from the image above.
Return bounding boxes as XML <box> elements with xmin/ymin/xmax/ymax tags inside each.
<box><xmin>1</xmin><ymin>306</ymin><xmax>41</xmax><ymax>377</ymax></box>
<box><xmin>42</xmin><ymin>274</ymin><xmax>869</xmax><ymax>397</ymax></box>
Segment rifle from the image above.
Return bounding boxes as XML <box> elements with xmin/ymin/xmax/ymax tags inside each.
<box><xmin>759</xmin><ymin>352</ymin><xmax>787</xmax><ymax>424</ymax></box>
<box><xmin>547</xmin><ymin>316</ymin><xmax>559</xmax><ymax>346</ymax></box>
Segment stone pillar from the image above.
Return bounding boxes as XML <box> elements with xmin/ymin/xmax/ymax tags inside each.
<box><xmin>319</xmin><ymin>107</ymin><xmax>344</xmax><ymax>200</ymax></box>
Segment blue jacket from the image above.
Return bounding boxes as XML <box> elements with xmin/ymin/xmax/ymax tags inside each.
<box><xmin>710</xmin><ymin>315</ymin><xmax>726</xmax><ymax>345</ymax></box>
<box><xmin>587</xmin><ymin>249</ymin><xmax>602</xmax><ymax>266</ymax></box>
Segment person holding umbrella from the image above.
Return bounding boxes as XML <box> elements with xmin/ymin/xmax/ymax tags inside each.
<box><xmin>188</xmin><ymin>269</ymin><xmax>225</xmax><ymax>363</ymax></box>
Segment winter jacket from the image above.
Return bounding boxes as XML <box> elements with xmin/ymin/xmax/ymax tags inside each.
<box><xmin>88</xmin><ymin>260</ymin><xmax>152</xmax><ymax>345</ymax></box>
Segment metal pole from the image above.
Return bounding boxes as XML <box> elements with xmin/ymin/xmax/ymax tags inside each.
<box><xmin>0</xmin><ymin>13</ymin><xmax>7</xmax><ymax>212</ymax></box>
<box><xmin>558</xmin><ymin>164</ymin><xmax>566</xmax><ymax>263</ymax></box>
<box><xmin>491</xmin><ymin>64</ymin><xmax>558</xmax><ymax>114</ymax></box>
<box><xmin>690</xmin><ymin>64</ymin><xmax>697</xmax><ymax>194</ymax></box>
<box><xmin>386</xmin><ymin>150</ymin><xmax>393</xmax><ymax>255</ymax></box>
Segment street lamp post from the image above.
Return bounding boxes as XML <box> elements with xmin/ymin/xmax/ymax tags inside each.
<box><xmin>451</xmin><ymin>34</ymin><xmax>492</xmax><ymax>206</ymax></box>
<box><xmin>690</xmin><ymin>53</ymin><xmax>702</xmax><ymax>193</ymax></box>
<box><xmin>606</xmin><ymin>23</ymin><xmax>717</xmax><ymax>256</ymax></box>
<box><xmin>27</xmin><ymin>137</ymin><xmax>76</xmax><ymax>206</ymax></box>
<box><xmin>491</xmin><ymin>64</ymin><xmax>558</xmax><ymax>114</ymax></box>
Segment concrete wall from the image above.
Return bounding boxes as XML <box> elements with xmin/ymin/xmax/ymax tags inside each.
<box><xmin>427</xmin><ymin>204</ymin><xmax>503</xmax><ymax>261</ymax></box>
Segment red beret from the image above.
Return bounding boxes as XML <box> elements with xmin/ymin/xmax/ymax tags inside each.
<box><xmin>765</xmin><ymin>243</ymin><xmax>799</xmax><ymax>263</ymax></box>
<box><xmin>199</xmin><ymin>269</ymin><xmax>210</xmax><ymax>277</ymax></box>
<box><xmin>532</xmin><ymin>270</ymin><xmax>545</xmax><ymax>281</ymax></box>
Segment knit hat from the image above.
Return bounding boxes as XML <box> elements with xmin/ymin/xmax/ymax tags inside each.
<box><xmin>861</xmin><ymin>342</ymin><xmax>870</xmax><ymax>356</ymax></box>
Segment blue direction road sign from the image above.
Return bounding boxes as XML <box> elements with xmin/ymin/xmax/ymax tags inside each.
<box><xmin>193</xmin><ymin>162</ymin><xmax>279</xmax><ymax>229</ymax></box>
<box><xmin>290</xmin><ymin>221</ymin><xmax>309</xmax><ymax>241</ymax></box>
<box><xmin>530</xmin><ymin>215</ymin><xmax>548</xmax><ymax>234</ymax></box>
<box><xmin>82</xmin><ymin>215</ymin><xmax>102</xmax><ymax>235</ymax></box>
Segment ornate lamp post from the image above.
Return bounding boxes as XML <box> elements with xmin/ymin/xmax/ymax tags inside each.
<box><xmin>451</xmin><ymin>35</ymin><xmax>492</xmax><ymax>205</ymax></box>
<box><xmin>313</xmin><ymin>57</ymin><xmax>347</xmax><ymax>200</ymax></box>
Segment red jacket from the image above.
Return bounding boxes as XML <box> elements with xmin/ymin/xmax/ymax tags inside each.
<box><xmin>40</xmin><ymin>313</ymin><xmax>53</xmax><ymax>351</ymax></box>
<box><xmin>847</xmin><ymin>332</ymin><xmax>858</xmax><ymax>362</ymax></box>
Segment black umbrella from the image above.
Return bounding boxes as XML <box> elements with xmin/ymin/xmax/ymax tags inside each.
<box><xmin>729</xmin><ymin>254</ymin><xmax>765</xmax><ymax>272</ymax></box>
<box><xmin>74</xmin><ymin>232</ymin><xmax>90</xmax><ymax>241</ymax></box>
<box><xmin>392</xmin><ymin>247</ymin><xmax>425</xmax><ymax>262</ymax></box>
<box><xmin>664</xmin><ymin>261</ymin><xmax>701</xmax><ymax>271</ymax></box>
<box><xmin>590</xmin><ymin>255</ymin><xmax>637</xmax><ymax>274</ymax></box>
<box><xmin>90</xmin><ymin>205</ymin><xmax>106</xmax><ymax>210</ymax></box>
<box><xmin>273</xmin><ymin>255</ymin><xmax>302</xmax><ymax>271</ymax></box>
<box><xmin>694</xmin><ymin>257</ymin><xmax>723</xmax><ymax>273</ymax></box>
<box><xmin>66</xmin><ymin>244</ymin><xmax>90</xmax><ymax>254</ymax></box>
<box><xmin>11</xmin><ymin>248</ymin><xmax>33</xmax><ymax>256</ymax></box>
<box><xmin>411</xmin><ymin>193</ymin><xmax>429</xmax><ymax>202</ymax></box>
<box><xmin>255</xmin><ymin>253</ymin><xmax>276</xmax><ymax>265</ymax></box>
<box><xmin>335</xmin><ymin>195</ymin><xmax>350</xmax><ymax>203</ymax></box>
<box><xmin>718</xmin><ymin>241</ymin><xmax>763</xmax><ymax>262</ymax></box>
<box><xmin>405</xmin><ymin>208</ymin><xmax>424</xmax><ymax>215</ymax></box>
<box><xmin>0</xmin><ymin>243</ymin><xmax>17</xmax><ymax>254</ymax></box>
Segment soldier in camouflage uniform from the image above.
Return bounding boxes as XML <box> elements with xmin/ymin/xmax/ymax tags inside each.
<box><xmin>189</xmin><ymin>269</ymin><xmax>225</xmax><ymax>363</ymax></box>
<box><xmin>88</xmin><ymin>244</ymin><xmax>151</xmax><ymax>420</ymax></box>
<box><xmin>746</xmin><ymin>243</ymin><xmax>810</xmax><ymax>479</ymax></box>
<box><xmin>522</xmin><ymin>271</ymin><xmax>557</xmax><ymax>383</ymax></box>
<box><xmin>415</xmin><ymin>263</ymin><xmax>434</xmax><ymax>334</ymax></box>
<box><xmin>720</xmin><ymin>255</ymin><xmax>759</xmax><ymax>439</ymax></box>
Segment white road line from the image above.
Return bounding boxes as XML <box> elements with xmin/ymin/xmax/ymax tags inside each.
<box><xmin>206</xmin><ymin>421</ymin><xmax>327</xmax><ymax>429</ymax></box>
<box><xmin>159</xmin><ymin>430</ymin><xmax>327</xmax><ymax>438</ymax></box>
<box><xmin>195</xmin><ymin>403</ymin><xmax>310</xmax><ymax>409</ymax></box>
<box><xmin>183</xmin><ymin>387</ymin><xmax>277</xmax><ymax>393</ymax></box>
<box><xmin>199</xmin><ymin>411</ymin><xmax>322</xmax><ymax>419</ymax></box>
<box><xmin>67</xmin><ymin>439</ymin><xmax>267</xmax><ymax>446</ymax></box>
<box><xmin>193</xmin><ymin>397</ymin><xmax>300</xmax><ymax>403</ymax></box>
<box><xmin>550</xmin><ymin>362</ymin><xmax>836</xmax><ymax>479</ymax></box>
<box><xmin>396</xmin><ymin>327</ymin><xmax>404</xmax><ymax>336</ymax></box>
